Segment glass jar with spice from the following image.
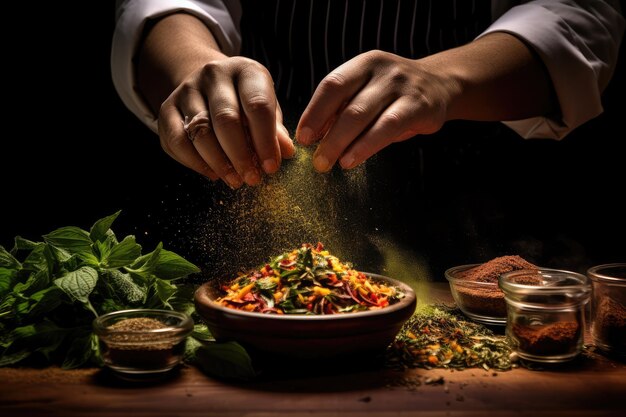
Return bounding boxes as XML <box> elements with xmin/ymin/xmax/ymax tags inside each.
<box><xmin>499</xmin><ymin>268</ymin><xmax>591</xmax><ymax>363</ymax></box>
<box><xmin>587</xmin><ymin>263</ymin><xmax>626</xmax><ymax>358</ymax></box>
<box><xmin>93</xmin><ymin>309</ymin><xmax>193</xmax><ymax>377</ymax></box>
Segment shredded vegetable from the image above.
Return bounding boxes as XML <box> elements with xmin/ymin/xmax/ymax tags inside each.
<box><xmin>216</xmin><ymin>243</ymin><xmax>405</xmax><ymax>314</ymax></box>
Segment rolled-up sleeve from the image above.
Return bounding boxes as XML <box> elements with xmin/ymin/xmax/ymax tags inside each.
<box><xmin>111</xmin><ymin>0</ymin><xmax>242</xmax><ymax>132</ymax></box>
<box><xmin>480</xmin><ymin>0</ymin><xmax>624</xmax><ymax>139</ymax></box>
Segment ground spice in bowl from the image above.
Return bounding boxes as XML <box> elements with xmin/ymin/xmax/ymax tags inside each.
<box><xmin>445</xmin><ymin>256</ymin><xmax>538</xmax><ymax>325</ymax></box>
<box><xmin>104</xmin><ymin>318</ymin><xmax>179</xmax><ymax>371</ymax></box>
<box><xmin>500</xmin><ymin>268</ymin><xmax>591</xmax><ymax>363</ymax></box>
<box><xmin>94</xmin><ymin>309</ymin><xmax>193</xmax><ymax>377</ymax></box>
<box><xmin>588</xmin><ymin>263</ymin><xmax>626</xmax><ymax>357</ymax></box>
<box><xmin>592</xmin><ymin>298</ymin><xmax>626</xmax><ymax>355</ymax></box>
<box><xmin>512</xmin><ymin>321</ymin><xmax>580</xmax><ymax>356</ymax></box>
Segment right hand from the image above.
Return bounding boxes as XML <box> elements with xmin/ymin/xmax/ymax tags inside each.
<box><xmin>158</xmin><ymin>57</ymin><xmax>295</xmax><ymax>188</ymax></box>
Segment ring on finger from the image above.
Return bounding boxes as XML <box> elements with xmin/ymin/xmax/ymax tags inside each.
<box><xmin>183</xmin><ymin>111</ymin><xmax>212</xmax><ymax>143</ymax></box>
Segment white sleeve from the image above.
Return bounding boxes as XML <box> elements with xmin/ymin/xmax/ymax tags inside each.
<box><xmin>479</xmin><ymin>0</ymin><xmax>624</xmax><ymax>140</ymax></box>
<box><xmin>111</xmin><ymin>0</ymin><xmax>242</xmax><ymax>132</ymax></box>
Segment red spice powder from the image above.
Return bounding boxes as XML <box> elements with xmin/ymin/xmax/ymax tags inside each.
<box><xmin>454</xmin><ymin>256</ymin><xmax>538</xmax><ymax>318</ymax></box>
<box><xmin>458</xmin><ymin>256</ymin><xmax>538</xmax><ymax>283</ymax></box>
<box><xmin>513</xmin><ymin>321</ymin><xmax>580</xmax><ymax>356</ymax></box>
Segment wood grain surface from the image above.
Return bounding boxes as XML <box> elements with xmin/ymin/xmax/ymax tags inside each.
<box><xmin>1</xmin><ymin>283</ymin><xmax>624</xmax><ymax>417</ymax></box>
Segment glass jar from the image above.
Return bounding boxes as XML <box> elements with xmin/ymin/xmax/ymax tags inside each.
<box><xmin>93</xmin><ymin>309</ymin><xmax>193</xmax><ymax>377</ymax></box>
<box><xmin>587</xmin><ymin>263</ymin><xmax>626</xmax><ymax>357</ymax></box>
<box><xmin>499</xmin><ymin>269</ymin><xmax>591</xmax><ymax>363</ymax></box>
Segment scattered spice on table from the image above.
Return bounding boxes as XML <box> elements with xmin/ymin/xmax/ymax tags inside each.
<box><xmin>386</xmin><ymin>305</ymin><xmax>514</xmax><ymax>371</ymax></box>
<box><xmin>512</xmin><ymin>321</ymin><xmax>580</xmax><ymax>356</ymax></box>
<box><xmin>454</xmin><ymin>256</ymin><xmax>538</xmax><ymax>317</ymax></box>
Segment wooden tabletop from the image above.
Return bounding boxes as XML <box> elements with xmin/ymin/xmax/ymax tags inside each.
<box><xmin>1</xmin><ymin>283</ymin><xmax>624</xmax><ymax>417</ymax></box>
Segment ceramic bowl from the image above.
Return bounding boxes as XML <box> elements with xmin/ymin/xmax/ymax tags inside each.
<box><xmin>194</xmin><ymin>273</ymin><xmax>416</xmax><ymax>359</ymax></box>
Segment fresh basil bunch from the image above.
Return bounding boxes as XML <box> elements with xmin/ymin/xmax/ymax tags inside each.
<box><xmin>0</xmin><ymin>211</ymin><xmax>200</xmax><ymax>368</ymax></box>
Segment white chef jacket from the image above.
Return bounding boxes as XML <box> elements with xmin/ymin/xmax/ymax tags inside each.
<box><xmin>111</xmin><ymin>0</ymin><xmax>624</xmax><ymax>140</ymax></box>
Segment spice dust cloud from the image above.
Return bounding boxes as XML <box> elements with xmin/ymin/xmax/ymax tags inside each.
<box><xmin>186</xmin><ymin>146</ymin><xmax>430</xmax><ymax>294</ymax></box>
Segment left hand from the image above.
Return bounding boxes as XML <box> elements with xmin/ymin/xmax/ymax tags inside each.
<box><xmin>296</xmin><ymin>50</ymin><xmax>458</xmax><ymax>172</ymax></box>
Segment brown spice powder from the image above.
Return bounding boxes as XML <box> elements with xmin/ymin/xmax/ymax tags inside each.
<box><xmin>458</xmin><ymin>256</ymin><xmax>537</xmax><ymax>283</ymax></box>
<box><xmin>593</xmin><ymin>298</ymin><xmax>626</xmax><ymax>352</ymax></box>
<box><xmin>513</xmin><ymin>321</ymin><xmax>580</xmax><ymax>356</ymax></box>
<box><xmin>104</xmin><ymin>318</ymin><xmax>180</xmax><ymax>370</ymax></box>
<box><xmin>455</xmin><ymin>256</ymin><xmax>538</xmax><ymax>318</ymax></box>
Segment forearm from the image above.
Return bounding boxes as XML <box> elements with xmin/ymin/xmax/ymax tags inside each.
<box><xmin>422</xmin><ymin>32</ymin><xmax>556</xmax><ymax>122</ymax></box>
<box><xmin>137</xmin><ymin>13</ymin><xmax>226</xmax><ymax>115</ymax></box>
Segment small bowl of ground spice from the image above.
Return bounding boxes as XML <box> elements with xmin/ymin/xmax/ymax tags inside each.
<box><xmin>445</xmin><ymin>256</ymin><xmax>538</xmax><ymax>325</ymax></box>
<box><xmin>499</xmin><ymin>268</ymin><xmax>591</xmax><ymax>363</ymax></box>
<box><xmin>93</xmin><ymin>309</ymin><xmax>193</xmax><ymax>377</ymax></box>
<box><xmin>587</xmin><ymin>263</ymin><xmax>626</xmax><ymax>358</ymax></box>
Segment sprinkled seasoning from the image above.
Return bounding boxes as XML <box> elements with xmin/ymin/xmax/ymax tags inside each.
<box><xmin>386</xmin><ymin>305</ymin><xmax>514</xmax><ymax>371</ymax></box>
<box><xmin>190</xmin><ymin>146</ymin><xmax>372</xmax><ymax>279</ymax></box>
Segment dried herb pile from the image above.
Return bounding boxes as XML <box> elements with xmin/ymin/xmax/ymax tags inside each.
<box><xmin>387</xmin><ymin>305</ymin><xmax>514</xmax><ymax>371</ymax></box>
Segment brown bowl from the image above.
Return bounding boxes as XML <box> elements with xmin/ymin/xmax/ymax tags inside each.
<box><xmin>194</xmin><ymin>273</ymin><xmax>417</xmax><ymax>359</ymax></box>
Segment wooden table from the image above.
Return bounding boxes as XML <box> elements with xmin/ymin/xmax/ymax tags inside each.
<box><xmin>1</xmin><ymin>283</ymin><xmax>624</xmax><ymax>417</ymax></box>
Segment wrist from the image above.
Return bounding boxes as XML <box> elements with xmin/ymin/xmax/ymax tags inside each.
<box><xmin>137</xmin><ymin>13</ymin><xmax>226</xmax><ymax>114</ymax></box>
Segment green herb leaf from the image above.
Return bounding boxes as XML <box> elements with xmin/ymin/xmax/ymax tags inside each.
<box><xmin>0</xmin><ymin>268</ymin><xmax>18</xmax><ymax>297</ymax></box>
<box><xmin>153</xmin><ymin>278</ymin><xmax>177</xmax><ymax>307</ymax></box>
<box><xmin>152</xmin><ymin>249</ymin><xmax>200</xmax><ymax>280</ymax></box>
<box><xmin>62</xmin><ymin>330</ymin><xmax>96</xmax><ymax>369</ymax></box>
<box><xmin>194</xmin><ymin>341</ymin><xmax>257</xmax><ymax>381</ymax></box>
<box><xmin>11</xmin><ymin>236</ymin><xmax>42</xmax><ymax>255</ymax></box>
<box><xmin>53</xmin><ymin>266</ymin><xmax>98</xmax><ymax>304</ymax></box>
<box><xmin>100</xmin><ymin>270</ymin><xmax>146</xmax><ymax>305</ymax></box>
<box><xmin>44</xmin><ymin>227</ymin><xmax>92</xmax><ymax>255</ymax></box>
<box><xmin>25</xmin><ymin>287</ymin><xmax>64</xmax><ymax>317</ymax></box>
<box><xmin>89</xmin><ymin>211</ymin><xmax>121</xmax><ymax>243</ymax></box>
<box><xmin>2</xmin><ymin>321</ymin><xmax>68</xmax><ymax>364</ymax></box>
<box><xmin>0</xmin><ymin>246</ymin><xmax>21</xmax><ymax>269</ymax></box>
<box><xmin>104</xmin><ymin>235</ymin><xmax>142</xmax><ymax>268</ymax></box>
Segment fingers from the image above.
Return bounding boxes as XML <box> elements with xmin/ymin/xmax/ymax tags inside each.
<box><xmin>296</xmin><ymin>66</ymin><xmax>368</xmax><ymax>146</ymax></box>
<box><xmin>311</xmin><ymin>85</ymin><xmax>395</xmax><ymax>172</ymax></box>
<box><xmin>238</xmin><ymin>67</ymin><xmax>282</xmax><ymax>174</ymax></box>
<box><xmin>158</xmin><ymin>100</ymin><xmax>219</xmax><ymax>181</ymax></box>
<box><xmin>338</xmin><ymin>97</ymin><xmax>422</xmax><ymax>169</ymax></box>
<box><xmin>275</xmin><ymin>104</ymin><xmax>296</xmax><ymax>159</ymax></box>
<box><xmin>176</xmin><ymin>87</ymin><xmax>245</xmax><ymax>187</ymax></box>
<box><xmin>158</xmin><ymin>57</ymin><xmax>292</xmax><ymax>188</ymax></box>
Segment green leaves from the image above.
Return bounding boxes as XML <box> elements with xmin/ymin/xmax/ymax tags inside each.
<box><xmin>44</xmin><ymin>227</ymin><xmax>92</xmax><ymax>255</ymax></box>
<box><xmin>193</xmin><ymin>341</ymin><xmax>257</xmax><ymax>381</ymax></box>
<box><xmin>103</xmin><ymin>235</ymin><xmax>141</xmax><ymax>268</ymax></box>
<box><xmin>0</xmin><ymin>211</ymin><xmax>201</xmax><ymax>368</ymax></box>
<box><xmin>89</xmin><ymin>210</ymin><xmax>121</xmax><ymax>242</ymax></box>
<box><xmin>0</xmin><ymin>246</ymin><xmax>20</xmax><ymax>269</ymax></box>
<box><xmin>54</xmin><ymin>267</ymin><xmax>98</xmax><ymax>304</ymax></box>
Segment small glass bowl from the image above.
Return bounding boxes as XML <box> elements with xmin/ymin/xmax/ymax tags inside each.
<box><xmin>587</xmin><ymin>263</ymin><xmax>626</xmax><ymax>357</ymax></box>
<box><xmin>445</xmin><ymin>264</ymin><xmax>507</xmax><ymax>325</ymax></box>
<box><xmin>93</xmin><ymin>309</ymin><xmax>193</xmax><ymax>377</ymax></box>
<box><xmin>499</xmin><ymin>269</ymin><xmax>591</xmax><ymax>363</ymax></box>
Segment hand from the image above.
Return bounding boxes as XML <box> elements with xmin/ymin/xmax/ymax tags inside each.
<box><xmin>158</xmin><ymin>57</ymin><xmax>295</xmax><ymax>188</ymax></box>
<box><xmin>296</xmin><ymin>50</ymin><xmax>458</xmax><ymax>172</ymax></box>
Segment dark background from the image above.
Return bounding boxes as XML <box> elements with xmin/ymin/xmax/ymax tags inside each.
<box><xmin>1</xmin><ymin>2</ymin><xmax>624</xmax><ymax>281</ymax></box>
